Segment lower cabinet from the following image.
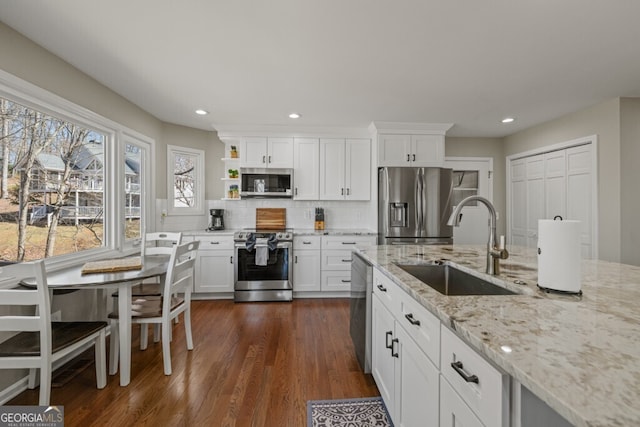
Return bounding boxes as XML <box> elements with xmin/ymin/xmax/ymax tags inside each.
<box><xmin>440</xmin><ymin>376</ymin><xmax>484</xmax><ymax>427</ymax></box>
<box><xmin>372</xmin><ymin>266</ymin><xmax>510</xmax><ymax>427</ymax></box>
<box><xmin>372</xmin><ymin>293</ymin><xmax>439</xmax><ymax>426</ymax></box>
<box><xmin>189</xmin><ymin>235</ymin><xmax>234</xmax><ymax>293</ymax></box>
<box><xmin>293</xmin><ymin>236</ymin><xmax>321</xmax><ymax>292</ymax></box>
<box><xmin>321</xmin><ymin>235</ymin><xmax>377</xmax><ymax>292</ymax></box>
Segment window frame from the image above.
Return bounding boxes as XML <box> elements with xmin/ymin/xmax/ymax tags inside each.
<box><xmin>166</xmin><ymin>144</ymin><xmax>205</xmax><ymax>216</ymax></box>
<box><xmin>0</xmin><ymin>70</ymin><xmax>154</xmax><ymax>272</ymax></box>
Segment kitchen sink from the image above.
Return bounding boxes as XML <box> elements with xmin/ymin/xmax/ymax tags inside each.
<box><xmin>395</xmin><ymin>262</ymin><xmax>517</xmax><ymax>296</ymax></box>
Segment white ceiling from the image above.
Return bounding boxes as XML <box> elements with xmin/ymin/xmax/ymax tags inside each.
<box><xmin>2</xmin><ymin>1</ymin><xmax>640</xmax><ymax>137</ymax></box>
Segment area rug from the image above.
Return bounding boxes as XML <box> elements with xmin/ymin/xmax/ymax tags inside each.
<box><xmin>307</xmin><ymin>397</ymin><xmax>393</xmax><ymax>427</ymax></box>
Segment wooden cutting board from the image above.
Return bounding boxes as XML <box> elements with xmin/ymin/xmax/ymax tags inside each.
<box><xmin>256</xmin><ymin>208</ymin><xmax>286</xmax><ymax>230</ymax></box>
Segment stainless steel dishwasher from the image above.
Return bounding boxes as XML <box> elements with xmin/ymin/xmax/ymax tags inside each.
<box><xmin>350</xmin><ymin>251</ymin><xmax>372</xmax><ymax>373</ymax></box>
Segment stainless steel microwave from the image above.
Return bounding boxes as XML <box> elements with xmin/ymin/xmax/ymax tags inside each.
<box><xmin>240</xmin><ymin>168</ymin><xmax>293</xmax><ymax>198</ymax></box>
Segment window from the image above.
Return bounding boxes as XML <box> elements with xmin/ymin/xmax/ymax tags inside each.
<box><xmin>167</xmin><ymin>145</ymin><xmax>204</xmax><ymax>216</ymax></box>
<box><xmin>0</xmin><ymin>71</ymin><xmax>153</xmax><ymax>264</ymax></box>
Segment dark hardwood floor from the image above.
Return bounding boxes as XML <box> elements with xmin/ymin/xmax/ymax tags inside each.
<box><xmin>8</xmin><ymin>299</ymin><xmax>379</xmax><ymax>426</ymax></box>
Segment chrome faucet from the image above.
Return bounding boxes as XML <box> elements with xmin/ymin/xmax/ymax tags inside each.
<box><xmin>447</xmin><ymin>196</ymin><xmax>508</xmax><ymax>275</ymax></box>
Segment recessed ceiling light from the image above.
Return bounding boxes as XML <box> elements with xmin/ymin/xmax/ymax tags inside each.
<box><xmin>195</xmin><ymin>109</ymin><xmax>208</xmax><ymax>115</ymax></box>
<box><xmin>288</xmin><ymin>113</ymin><xmax>301</xmax><ymax>119</ymax></box>
<box><xmin>501</xmin><ymin>117</ymin><xmax>515</xmax><ymax>123</ymax></box>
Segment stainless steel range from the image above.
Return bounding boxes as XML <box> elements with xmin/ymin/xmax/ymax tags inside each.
<box><xmin>234</xmin><ymin>229</ymin><xmax>293</xmax><ymax>302</ymax></box>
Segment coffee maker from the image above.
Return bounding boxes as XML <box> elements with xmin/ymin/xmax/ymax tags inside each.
<box><xmin>209</xmin><ymin>209</ymin><xmax>225</xmax><ymax>230</ymax></box>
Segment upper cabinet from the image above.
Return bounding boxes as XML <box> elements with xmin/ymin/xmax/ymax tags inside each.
<box><xmin>293</xmin><ymin>137</ymin><xmax>320</xmax><ymax>200</ymax></box>
<box><xmin>240</xmin><ymin>137</ymin><xmax>293</xmax><ymax>168</ymax></box>
<box><xmin>370</xmin><ymin>122</ymin><xmax>454</xmax><ymax>168</ymax></box>
<box><xmin>378</xmin><ymin>134</ymin><xmax>445</xmax><ymax>167</ymax></box>
<box><xmin>319</xmin><ymin>138</ymin><xmax>371</xmax><ymax>200</ymax></box>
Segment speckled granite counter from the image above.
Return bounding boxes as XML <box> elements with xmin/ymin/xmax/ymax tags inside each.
<box><xmin>356</xmin><ymin>244</ymin><xmax>640</xmax><ymax>427</ymax></box>
<box><xmin>294</xmin><ymin>228</ymin><xmax>377</xmax><ymax>236</ymax></box>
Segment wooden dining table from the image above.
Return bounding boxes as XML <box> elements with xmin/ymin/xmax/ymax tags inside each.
<box><xmin>20</xmin><ymin>255</ymin><xmax>169</xmax><ymax>387</ymax></box>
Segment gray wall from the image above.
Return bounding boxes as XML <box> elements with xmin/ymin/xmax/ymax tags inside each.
<box><xmin>0</xmin><ymin>22</ymin><xmax>225</xmax><ymax>202</ymax></box>
<box><xmin>503</xmin><ymin>98</ymin><xmax>623</xmax><ymax>262</ymax></box>
<box><xmin>620</xmin><ymin>98</ymin><xmax>640</xmax><ymax>265</ymax></box>
<box><xmin>445</xmin><ymin>137</ymin><xmax>506</xmax><ymax>236</ymax></box>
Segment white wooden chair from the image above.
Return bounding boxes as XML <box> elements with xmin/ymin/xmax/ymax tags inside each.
<box><xmin>113</xmin><ymin>231</ymin><xmax>183</xmax><ymax>349</ymax></box>
<box><xmin>0</xmin><ymin>260</ymin><xmax>107</xmax><ymax>405</ymax></box>
<box><xmin>109</xmin><ymin>240</ymin><xmax>199</xmax><ymax>375</ymax></box>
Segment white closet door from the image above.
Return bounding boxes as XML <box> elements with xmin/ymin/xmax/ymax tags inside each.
<box><xmin>544</xmin><ymin>150</ymin><xmax>567</xmax><ymax>220</ymax></box>
<box><xmin>510</xmin><ymin>159</ymin><xmax>527</xmax><ymax>247</ymax></box>
<box><xmin>566</xmin><ymin>145</ymin><xmax>593</xmax><ymax>258</ymax></box>
<box><xmin>508</xmin><ymin>140</ymin><xmax>595</xmax><ymax>259</ymax></box>
<box><xmin>525</xmin><ymin>155</ymin><xmax>545</xmax><ymax>248</ymax></box>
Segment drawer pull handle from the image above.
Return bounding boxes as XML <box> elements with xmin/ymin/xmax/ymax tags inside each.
<box><xmin>385</xmin><ymin>331</ymin><xmax>393</xmax><ymax>349</ymax></box>
<box><xmin>210</xmin><ymin>241</ymin><xmax>220</xmax><ymax>245</ymax></box>
<box><xmin>303</xmin><ymin>241</ymin><xmax>312</xmax><ymax>244</ymax></box>
<box><xmin>404</xmin><ymin>313</ymin><xmax>421</xmax><ymax>326</ymax></box>
<box><xmin>229</xmin><ymin>256</ymin><xmax>233</xmax><ymax>264</ymax></box>
<box><xmin>342</xmin><ymin>259</ymin><xmax>351</xmax><ymax>262</ymax></box>
<box><xmin>451</xmin><ymin>361</ymin><xmax>479</xmax><ymax>384</ymax></box>
<box><xmin>391</xmin><ymin>338</ymin><xmax>399</xmax><ymax>358</ymax></box>
<box><xmin>377</xmin><ymin>284</ymin><xmax>387</xmax><ymax>292</ymax></box>
<box><xmin>341</xmin><ymin>279</ymin><xmax>351</xmax><ymax>283</ymax></box>
<box><xmin>342</xmin><ymin>242</ymin><xmax>356</xmax><ymax>245</ymax></box>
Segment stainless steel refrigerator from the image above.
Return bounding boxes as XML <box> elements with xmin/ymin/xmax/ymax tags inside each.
<box><xmin>378</xmin><ymin>167</ymin><xmax>454</xmax><ymax>244</ymax></box>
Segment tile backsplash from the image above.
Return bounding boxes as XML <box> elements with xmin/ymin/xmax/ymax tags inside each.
<box><xmin>155</xmin><ymin>199</ymin><xmax>376</xmax><ymax>232</ymax></box>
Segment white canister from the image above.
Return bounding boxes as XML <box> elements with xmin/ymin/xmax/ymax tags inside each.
<box><xmin>537</xmin><ymin>218</ymin><xmax>582</xmax><ymax>293</ymax></box>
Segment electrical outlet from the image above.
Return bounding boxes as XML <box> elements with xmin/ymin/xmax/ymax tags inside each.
<box><xmin>51</xmin><ymin>310</ymin><xmax>62</xmax><ymax>321</ymax></box>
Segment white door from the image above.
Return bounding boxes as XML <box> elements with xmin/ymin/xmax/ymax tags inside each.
<box><xmin>508</xmin><ymin>138</ymin><xmax>596</xmax><ymax>259</ymax></box>
<box><xmin>566</xmin><ymin>145</ymin><xmax>594</xmax><ymax>258</ymax></box>
<box><xmin>378</xmin><ymin>134</ymin><xmax>411</xmax><ymax>166</ymax></box>
<box><xmin>240</xmin><ymin>137</ymin><xmax>267</xmax><ymax>167</ymax></box>
<box><xmin>319</xmin><ymin>138</ymin><xmax>346</xmax><ymax>200</ymax></box>
<box><xmin>292</xmin><ymin>250</ymin><xmax>321</xmax><ymax>292</ymax></box>
<box><xmin>411</xmin><ymin>135</ymin><xmax>445</xmax><ymax>167</ymax></box>
<box><xmin>395</xmin><ymin>326</ymin><xmax>439</xmax><ymax>427</ymax></box>
<box><xmin>293</xmin><ymin>138</ymin><xmax>319</xmax><ymax>200</ymax></box>
<box><xmin>195</xmin><ymin>251</ymin><xmax>234</xmax><ymax>292</ymax></box>
<box><xmin>445</xmin><ymin>158</ymin><xmax>493</xmax><ymax>245</ymax></box>
<box><xmin>267</xmin><ymin>137</ymin><xmax>293</xmax><ymax>168</ymax></box>
<box><xmin>371</xmin><ymin>296</ymin><xmax>397</xmax><ymax>420</ymax></box>
<box><xmin>510</xmin><ymin>159</ymin><xmax>528</xmax><ymax>247</ymax></box>
<box><xmin>345</xmin><ymin>138</ymin><xmax>371</xmax><ymax>200</ymax></box>
<box><xmin>526</xmin><ymin>155</ymin><xmax>545</xmax><ymax>248</ymax></box>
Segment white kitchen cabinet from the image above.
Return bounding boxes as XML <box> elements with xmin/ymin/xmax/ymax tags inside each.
<box><xmin>319</xmin><ymin>138</ymin><xmax>371</xmax><ymax>200</ymax></box>
<box><xmin>371</xmin><ymin>271</ymin><xmax>440</xmax><ymax>427</ymax></box>
<box><xmin>440</xmin><ymin>376</ymin><xmax>484</xmax><ymax>427</ymax></box>
<box><xmin>240</xmin><ymin>136</ymin><xmax>293</xmax><ymax>168</ymax></box>
<box><xmin>190</xmin><ymin>235</ymin><xmax>234</xmax><ymax>294</ymax></box>
<box><xmin>293</xmin><ymin>138</ymin><xmax>319</xmax><ymax>200</ymax></box>
<box><xmin>292</xmin><ymin>236</ymin><xmax>321</xmax><ymax>292</ymax></box>
<box><xmin>320</xmin><ymin>235</ymin><xmax>376</xmax><ymax>292</ymax></box>
<box><xmin>440</xmin><ymin>325</ymin><xmax>509</xmax><ymax>427</ymax></box>
<box><xmin>378</xmin><ymin>133</ymin><xmax>445</xmax><ymax>167</ymax></box>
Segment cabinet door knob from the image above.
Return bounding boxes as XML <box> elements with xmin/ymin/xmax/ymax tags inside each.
<box><xmin>262</xmin><ymin>155</ymin><xmax>266</xmax><ymax>163</ymax></box>
<box><xmin>294</xmin><ymin>255</ymin><xmax>298</xmax><ymax>263</ymax></box>
<box><xmin>229</xmin><ymin>256</ymin><xmax>233</xmax><ymax>264</ymax></box>
<box><xmin>385</xmin><ymin>331</ymin><xmax>393</xmax><ymax>349</ymax></box>
<box><xmin>268</xmin><ymin>155</ymin><xmax>272</xmax><ymax>163</ymax></box>
<box><xmin>451</xmin><ymin>361</ymin><xmax>479</xmax><ymax>384</ymax></box>
<box><xmin>407</xmin><ymin>154</ymin><xmax>410</xmax><ymax>162</ymax></box>
<box><xmin>404</xmin><ymin>313</ymin><xmax>421</xmax><ymax>326</ymax></box>
<box><xmin>391</xmin><ymin>338</ymin><xmax>399</xmax><ymax>358</ymax></box>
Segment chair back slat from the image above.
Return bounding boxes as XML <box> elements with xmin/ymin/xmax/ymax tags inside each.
<box><xmin>0</xmin><ymin>289</ymin><xmax>40</xmax><ymax>306</ymax></box>
<box><xmin>0</xmin><ymin>260</ymin><xmax>52</xmax><ymax>357</ymax></box>
<box><xmin>0</xmin><ymin>316</ymin><xmax>42</xmax><ymax>332</ymax></box>
<box><xmin>141</xmin><ymin>232</ymin><xmax>182</xmax><ymax>257</ymax></box>
<box><xmin>163</xmin><ymin>241</ymin><xmax>199</xmax><ymax>311</ymax></box>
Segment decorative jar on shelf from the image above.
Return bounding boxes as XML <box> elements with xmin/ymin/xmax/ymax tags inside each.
<box><xmin>228</xmin><ymin>184</ymin><xmax>239</xmax><ymax>199</ymax></box>
<box><xmin>230</xmin><ymin>145</ymin><xmax>238</xmax><ymax>158</ymax></box>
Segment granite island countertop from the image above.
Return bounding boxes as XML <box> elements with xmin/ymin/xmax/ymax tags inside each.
<box><xmin>355</xmin><ymin>244</ymin><xmax>640</xmax><ymax>427</ymax></box>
